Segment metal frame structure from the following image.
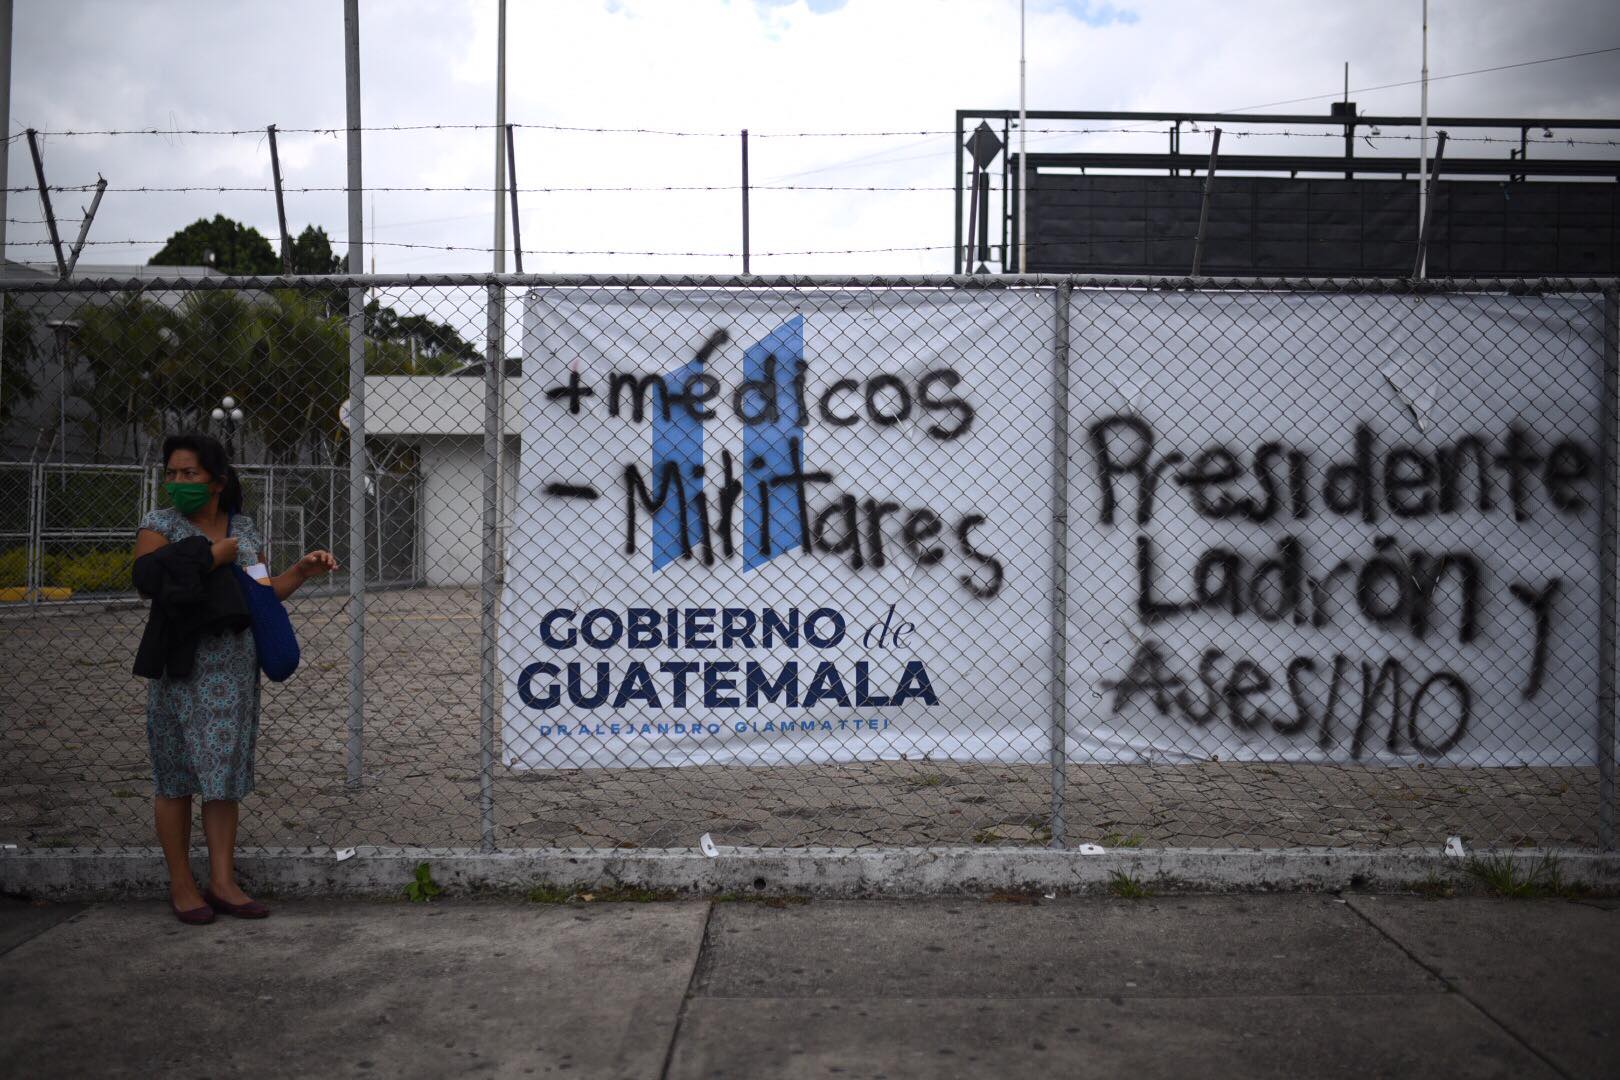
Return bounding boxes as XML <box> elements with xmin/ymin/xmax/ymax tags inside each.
<box><xmin>954</xmin><ymin>109</ymin><xmax>1620</xmax><ymax>275</ymax></box>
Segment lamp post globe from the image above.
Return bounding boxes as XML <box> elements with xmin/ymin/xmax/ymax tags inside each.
<box><xmin>212</xmin><ymin>395</ymin><xmax>245</xmax><ymax>458</ymax></box>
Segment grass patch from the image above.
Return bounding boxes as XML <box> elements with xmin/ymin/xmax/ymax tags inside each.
<box><xmin>1464</xmin><ymin>854</ymin><xmax>1585</xmax><ymax>899</ymax></box>
<box><xmin>1100</xmin><ymin>831</ymin><xmax>1144</xmax><ymax>848</ymax></box>
<box><xmin>1108</xmin><ymin>871</ymin><xmax>1152</xmax><ymax>900</ymax></box>
<box><xmin>908</xmin><ymin>773</ymin><xmax>946</xmax><ymax>790</ymax></box>
<box><xmin>404</xmin><ymin>862</ymin><xmax>442</xmax><ymax>903</ymax></box>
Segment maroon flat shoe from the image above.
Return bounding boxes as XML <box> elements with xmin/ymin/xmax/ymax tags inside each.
<box><xmin>171</xmin><ymin>901</ymin><xmax>215</xmax><ymax>925</ymax></box>
<box><xmin>202</xmin><ymin>889</ymin><xmax>270</xmax><ymax>919</ymax></box>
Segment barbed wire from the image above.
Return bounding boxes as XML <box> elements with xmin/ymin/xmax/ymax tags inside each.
<box><xmin>0</xmin><ymin>122</ymin><xmax>1269</xmax><ymax>140</ymax></box>
<box><xmin>4</xmin><ymin>183</ymin><xmax>958</xmax><ymax>194</ymax></box>
<box><xmin>7</xmin><ymin>123</ymin><xmax>1131</xmax><ymax>141</ymax></box>
<box><xmin>9</xmin><ymin>122</ymin><xmax>1617</xmax><ymax>146</ymax></box>
<box><xmin>6</xmin><ymin>128</ymin><xmax>1612</xmax><ymax>198</ymax></box>
<box><xmin>1</xmin><ymin>236</ymin><xmax>957</xmax><ymax>257</ymax></box>
<box><xmin>0</xmin><ymin>235</ymin><xmax>1204</xmax><ymax>257</ymax></box>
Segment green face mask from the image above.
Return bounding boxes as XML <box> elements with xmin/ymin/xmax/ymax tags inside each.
<box><xmin>164</xmin><ymin>481</ymin><xmax>213</xmax><ymax>514</ymax></box>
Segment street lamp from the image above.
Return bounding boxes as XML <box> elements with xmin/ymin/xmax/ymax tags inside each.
<box><xmin>211</xmin><ymin>394</ymin><xmax>244</xmax><ymax>457</ymax></box>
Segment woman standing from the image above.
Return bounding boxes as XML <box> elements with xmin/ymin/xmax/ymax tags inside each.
<box><xmin>133</xmin><ymin>433</ymin><xmax>337</xmax><ymax>924</ymax></box>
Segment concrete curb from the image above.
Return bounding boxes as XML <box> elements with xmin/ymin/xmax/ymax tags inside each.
<box><xmin>4</xmin><ymin>846</ymin><xmax>1618</xmax><ymax>900</ymax></box>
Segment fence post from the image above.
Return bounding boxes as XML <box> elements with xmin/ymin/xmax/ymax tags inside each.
<box><xmin>1049</xmin><ymin>280</ymin><xmax>1072</xmax><ymax>849</ymax></box>
<box><xmin>343</xmin><ymin>0</ymin><xmax>366</xmax><ymax>791</ymax></box>
<box><xmin>27</xmin><ymin>461</ymin><xmax>40</xmax><ymax>605</ymax></box>
<box><xmin>479</xmin><ymin>284</ymin><xmax>503</xmax><ymax>852</ymax></box>
<box><xmin>264</xmin><ymin>465</ymin><xmax>276</xmax><ymax>565</ymax></box>
<box><xmin>1601</xmin><ymin>285</ymin><xmax>1618</xmax><ymax>851</ymax></box>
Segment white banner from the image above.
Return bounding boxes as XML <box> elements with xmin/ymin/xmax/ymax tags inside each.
<box><xmin>502</xmin><ymin>289</ymin><xmax>1056</xmax><ymax>769</ymax></box>
<box><xmin>1068</xmin><ymin>292</ymin><xmax>1604</xmax><ymax>766</ymax></box>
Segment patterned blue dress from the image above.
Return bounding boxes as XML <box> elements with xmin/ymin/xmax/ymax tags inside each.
<box><xmin>138</xmin><ymin>507</ymin><xmax>264</xmax><ymax>801</ymax></box>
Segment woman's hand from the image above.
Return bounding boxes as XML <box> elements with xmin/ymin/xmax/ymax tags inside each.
<box><xmin>211</xmin><ymin>536</ymin><xmax>240</xmax><ymax>568</ymax></box>
<box><xmin>294</xmin><ymin>550</ymin><xmax>339</xmax><ymax>580</ymax></box>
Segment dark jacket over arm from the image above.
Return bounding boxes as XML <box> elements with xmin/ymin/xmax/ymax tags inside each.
<box><xmin>132</xmin><ymin>536</ymin><xmax>252</xmax><ymax>679</ymax></box>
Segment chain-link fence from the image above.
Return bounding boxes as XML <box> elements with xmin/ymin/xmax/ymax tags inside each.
<box><xmin>0</xmin><ymin>460</ymin><xmax>419</xmax><ymax>605</ymax></box>
<box><xmin>1</xmin><ymin>273</ymin><xmax>1615</xmax><ymax>857</ymax></box>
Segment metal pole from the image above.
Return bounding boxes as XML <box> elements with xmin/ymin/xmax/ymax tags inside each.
<box><xmin>976</xmin><ymin>172</ymin><xmax>990</xmax><ymax>266</ymax></box>
<box><xmin>740</xmin><ymin>129</ymin><xmax>750</xmax><ymax>274</ymax></box>
<box><xmin>27</xmin><ymin>462</ymin><xmax>39</xmax><ymax>606</ymax></box>
<box><xmin>505</xmin><ymin>123</ymin><xmax>523</xmax><ymax>274</ymax></box>
<box><xmin>268</xmin><ymin>125</ymin><xmax>293</xmax><ymax>274</ymax></box>
<box><xmin>264</xmin><ymin>465</ymin><xmax>275</xmax><ymax>564</ymax></box>
<box><xmin>480</xmin><ymin>286</ymin><xmax>501</xmax><ymax>852</ymax></box>
<box><xmin>1412</xmin><ymin>130</ymin><xmax>1446</xmax><ymax>278</ymax></box>
<box><xmin>1191</xmin><ymin>127</ymin><xmax>1222</xmax><ymax>277</ymax></box>
<box><xmin>1017</xmin><ymin>0</ymin><xmax>1027</xmax><ymax>274</ymax></box>
<box><xmin>478</xmin><ymin>0</ymin><xmax>506</xmax><ymax>853</ymax></box>
<box><xmin>953</xmin><ymin>114</ymin><xmax>964</xmax><ymax>275</ymax></box>
<box><xmin>494</xmin><ymin>0</ymin><xmax>505</xmax><ymax>277</ymax></box>
<box><xmin>343</xmin><ymin>0</ymin><xmax>366</xmax><ymax>790</ymax></box>
<box><xmin>1343</xmin><ymin>61</ymin><xmax>1353</xmax><ymax>179</ymax></box>
<box><xmin>1418</xmin><ymin>0</ymin><xmax>1429</xmax><ymax>276</ymax></box>
<box><xmin>1000</xmin><ymin>117</ymin><xmax>1011</xmax><ymax>265</ymax></box>
<box><xmin>375</xmin><ymin>473</ymin><xmax>383</xmax><ymax>582</ymax></box>
<box><xmin>62</xmin><ymin>176</ymin><xmax>106</xmax><ymax>276</ymax></box>
<box><xmin>1601</xmin><ymin>285</ymin><xmax>1618</xmax><ymax>851</ymax></box>
<box><xmin>1048</xmin><ymin>280</ymin><xmax>1071</xmax><ymax>849</ymax></box>
<box><xmin>25</xmin><ymin>130</ymin><xmax>65</xmax><ymax>277</ymax></box>
<box><xmin>964</xmin><ymin>169</ymin><xmax>980</xmax><ymax>274</ymax></box>
<box><xmin>0</xmin><ymin>0</ymin><xmax>11</xmax><ymax>426</ymax></box>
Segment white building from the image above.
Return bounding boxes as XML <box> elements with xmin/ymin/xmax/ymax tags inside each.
<box><xmin>362</xmin><ymin>373</ymin><xmax>521</xmax><ymax>587</ymax></box>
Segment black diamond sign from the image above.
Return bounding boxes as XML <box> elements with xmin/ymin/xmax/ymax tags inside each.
<box><xmin>965</xmin><ymin>121</ymin><xmax>1003</xmax><ymax>170</ymax></box>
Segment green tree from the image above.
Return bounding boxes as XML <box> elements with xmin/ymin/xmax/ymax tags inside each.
<box><xmin>290</xmin><ymin>225</ymin><xmax>343</xmax><ymax>274</ymax></box>
<box><xmin>364</xmin><ymin>299</ymin><xmax>480</xmax><ymax>370</ymax></box>
<box><xmin>0</xmin><ymin>297</ymin><xmax>42</xmax><ymax>430</ymax></box>
<box><xmin>150</xmin><ymin>215</ymin><xmax>279</xmax><ymax>275</ymax></box>
<box><xmin>247</xmin><ymin>290</ymin><xmax>349</xmax><ymax>462</ymax></box>
<box><xmin>71</xmin><ymin>295</ymin><xmax>180</xmax><ymax>461</ymax></box>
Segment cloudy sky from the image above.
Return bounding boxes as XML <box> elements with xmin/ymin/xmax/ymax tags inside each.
<box><xmin>4</xmin><ymin>0</ymin><xmax>1618</xmax><ymax>276</ymax></box>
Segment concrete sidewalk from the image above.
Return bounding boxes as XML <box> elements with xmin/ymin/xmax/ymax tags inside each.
<box><xmin>0</xmin><ymin>893</ymin><xmax>1614</xmax><ymax>1079</ymax></box>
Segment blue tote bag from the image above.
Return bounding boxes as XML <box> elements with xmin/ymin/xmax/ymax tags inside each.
<box><xmin>230</xmin><ymin>563</ymin><xmax>301</xmax><ymax>682</ymax></box>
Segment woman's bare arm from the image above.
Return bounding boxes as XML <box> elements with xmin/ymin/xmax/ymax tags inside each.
<box><xmin>267</xmin><ymin>550</ymin><xmax>338</xmax><ymax>600</ymax></box>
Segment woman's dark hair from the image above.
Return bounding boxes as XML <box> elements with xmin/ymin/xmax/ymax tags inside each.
<box><xmin>161</xmin><ymin>432</ymin><xmax>244</xmax><ymax>515</ymax></box>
